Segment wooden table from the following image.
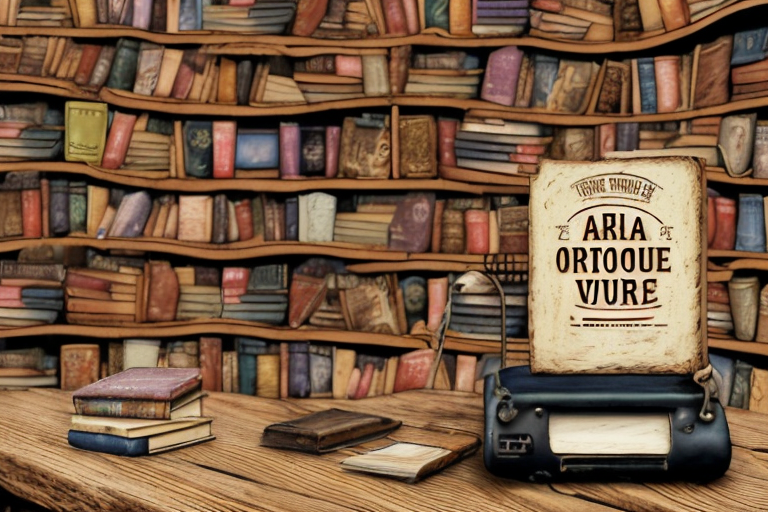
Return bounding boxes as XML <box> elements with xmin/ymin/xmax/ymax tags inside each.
<box><xmin>0</xmin><ymin>389</ymin><xmax>766</xmax><ymax>512</ymax></box>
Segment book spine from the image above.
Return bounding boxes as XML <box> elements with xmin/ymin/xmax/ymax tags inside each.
<box><xmin>735</xmin><ymin>194</ymin><xmax>766</xmax><ymax>253</ymax></box>
<box><xmin>101</xmin><ymin>112</ymin><xmax>138</xmax><ymax>170</ymax></box>
<box><xmin>657</xmin><ymin>0</ymin><xmax>689</xmax><ymax>31</ymax></box>
<box><xmin>212</xmin><ymin>121</ymin><xmax>236</xmax><ymax>179</ymax></box>
<box><xmin>707</xmin><ymin>195</ymin><xmax>716</xmax><ymax>247</ymax></box>
<box><xmin>382</xmin><ymin>0</ymin><xmax>407</xmax><ymax>35</ymax></box>
<box><xmin>480</xmin><ymin>46</ymin><xmax>523</xmax><ymax>106</ymax></box>
<box><xmin>730</xmin><ymin>277</ymin><xmax>760</xmax><ymax>341</ymax></box>
<box><xmin>235</xmin><ymin>199</ymin><xmax>254</xmax><ymax>241</ymax></box>
<box><xmin>758</xmin><ymin>285</ymin><xmax>768</xmax><ymax>343</ymax></box>
<box><xmin>279</xmin><ymin>123</ymin><xmax>301</xmax><ymax>179</ymax></box>
<box><xmin>288</xmin><ymin>343</ymin><xmax>310</xmax><ymax>398</ymax></box>
<box><xmin>325</xmin><ymin>126</ymin><xmax>341</xmax><ymax>178</ymax></box>
<box><xmin>21</xmin><ymin>189</ymin><xmax>41</xmax><ymax>239</ymax></box>
<box><xmin>427</xmin><ymin>277</ymin><xmax>448</xmax><ymax>331</ymax></box>
<box><xmin>615</xmin><ymin>122</ymin><xmax>639</xmax><ymax>152</ymax></box>
<box><xmin>285</xmin><ymin>197</ymin><xmax>298</xmax><ymax>241</ymax></box>
<box><xmin>49</xmin><ymin>179</ymin><xmax>70</xmax><ymax>235</ymax></box>
<box><xmin>464</xmin><ymin>210</ymin><xmax>489</xmax><ymax>254</ymax></box>
<box><xmin>74</xmin><ymin>44</ymin><xmax>101</xmax><ymax>86</ymax></box>
<box><xmin>132</xmin><ymin>0</ymin><xmax>153</xmax><ymax>29</ymax></box>
<box><xmin>68</xmin><ymin>430</ymin><xmax>149</xmax><ymax>457</ymax></box>
<box><xmin>711</xmin><ymin>196</ymin><xmax>737</xmax><ymax>250</ymax></box>
<box><xmin>437</xmin><ymin>119</ymin><xmax>457</xmax><ymax>166</ymax></box>
<box><xmin>449</xmin><ymin>0</ymin><xmax>472</xmax><ymax>35</ymax></box>
<box><xmin>636</xmin><ymin>57</ymin><xmax>657</xmax><ymax>114</ymax></box>
<box><xmin>654</xmin><ymin>56</ymin><xmax>680</xmax><ymax>113</ymax></box>
<box><xmin>754</xmin><ymin>123</ymin><xmax>768</xmax><ymax>179</ymax></box>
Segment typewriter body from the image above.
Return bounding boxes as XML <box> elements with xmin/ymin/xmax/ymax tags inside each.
<box><xmin>483</xmin><ymin>365</ymin><xmax>731</xmax><ymax>482</ymax></box>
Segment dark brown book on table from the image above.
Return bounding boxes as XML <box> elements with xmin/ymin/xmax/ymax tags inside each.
<box><xmin>260</xmin><ymin>408</ymin><xmax>402</xmax><ymax>454</ymax></box>
<box><xmin>72</xmin><ymin>367</ymin><xmax>202</xmax><ymax>420</ymax></box>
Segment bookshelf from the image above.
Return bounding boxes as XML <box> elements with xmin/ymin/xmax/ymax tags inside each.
<box><xmin>0</xmin><ymin>0</ymin><xmax>766</xmax><ymax>398</ymax></box>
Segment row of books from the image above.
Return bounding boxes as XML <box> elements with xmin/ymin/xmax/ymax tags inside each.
<box><xmin>54</xmin><ymin>336</ymin><xmax>525</xmax><ymax>400</ymax></box>
<box><xmin>708</xmin><ymin>277</ymin><xmax>768</xmax><ymax>343</ymax></box>
<box><xmin>68</xmin><ymin>368</ymin><xmax>213</xmax><ymax>457</ymax></box>
<box><xmin>1</xmin><ymin>251</ymin><xmax>531</xmax><ymax>346</ymax></box>
<box><xmin>0</xmin><ymin>347</ymin><xmax>58</xmax><ymax>388</ymax></box>
<box><xmin>707</xmin><ymin>192</ymin><xmax>768</xmax><ymax>254</ymax></box>
<box><xmin>0</xmin><ymin>175</ymin><xmax>531</xmax><ymax>256</ymax></box>
<box><xmin>711</xmin><ymin>352</ymin><xmax>768</xmax><ymax>413</ymax></box>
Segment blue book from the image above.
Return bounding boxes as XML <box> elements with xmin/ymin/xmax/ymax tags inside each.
<box><xmin>424</xmin><ymin>0</ymin><xmax>449</xmax><ymax>29</ymax></box>
<box><xmin>68</xmin><ymin>423</ymin><xmax>213</xmax><ymax>456</ymax></box>
<box><xmin>178</xmin><ymin>0</ymin><xmax>201</xmax><ymax>30</ymax></box>
<box><xmin>731</xmin><ymin>28</ymin><xmax>768</xmax><ymax>66</ymax></box>
<box><xmin>637</xmin><ymin>57</ymin><xmax>656</xmax><ymax>114</ymax></box>
<box><xmin>238</xmin><ymin>353</ymin><xmax>257</xmax><ymax>395</ymax></box>
<box><xmin>21</xmin><ymin>288</ymin><xmax>64</xmax><ymax>299</ymax></box>
<box><xmin>735</xmin><ymin>194</ymin><xmax>766</xmax><ymax>252</ymax></box>
<box><xmin>710</xmin><ymin>353</ymin><xmax>735</xmax><ymax>406</ymax></box>
<box><xmin>220</xmin><ymin>311</ymin><xmax>286</xmax><ymax>323</ymax></box>
<box><xmin>183</xmin><ymin>121</ymin><xmax>213</xmax><ymax>178</ymax></box>
<box><xmin>532</xmin><ymin>54</ymin><xmax>559</xmax><ymax>108</ymax></box>
<box><xmin>289</xmin><ymin>343</ymin><xmax>310</xmax><ymax>398</ymax></box>
<box><xmin>399</xmin><ymin>276</ymin><xmax>427</xmax><ymax>330</ymax></box>
<box><xmin>285</xmin><ymin>197</ymin><xmax>298</xmax><ymax>241</ymax></box>
<box><xmin>239</xmin><ymin>294</ymin><xmax>289</xmax><ymax>304</ymax></box>
<box><xmin>235</xmin><ymin>337</ymin><xmax>270</xmax><ymax>355</ymax></box>
<box><xmin>235</xmin><ymin>129</ymin><xmax>279</xmax><ymax>169</ymax></box>
<box><xmin>637</xmin><ymin>58</ymin><xmax>657</xmax><ymax>114</ymax></box>
<box><xmin>20</xmin><ymin>299</ymin><xmax>64</xmax><ymax>310</ymax></box>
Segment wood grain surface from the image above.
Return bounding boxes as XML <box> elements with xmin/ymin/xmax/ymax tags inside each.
<box><xmin>0</xmin><ymin>389</ymin><xmax>765</xmax><ymax>511</ymax></box>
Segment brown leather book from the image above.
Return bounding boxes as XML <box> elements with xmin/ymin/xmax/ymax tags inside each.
<box><xmin>60</xmin><ymin>344</ymin><xmax>100</xmax><ymax>392</ymax></box>
<box><xmin>393</xmin><ymin>348</ymin><xmax>435</xmax><ymax>392</ymax></box>
<box><xmin>0</xmin><ymin>191</ymin><xmax>23</xmax><ymax>238</ymax></box>
<box><xmin>757</xmin><ymin>285</ymin><xmax>768</xmax><ymax>343</ymax></box>
<box><xmin>399</xmin><ymin>116</ymin><xmax>437</xmax><ymax>178</ymax></box>
<box><xmin>340</xmin><ymin>276</ymin><xmax>401</xmax><ymax>335</ymax></box>
<box><xmin>177</xmin><ymin>195</ymin><xmax>213</xmax><ymax>242</ymax></box>
<box><xmin>381</xmin><ymin>0</ymin><xmax>407</xmax><ymax>35</ymax></box>
<box><xmin>498</xmin><ymin>206</ymin><xmax>529</xmax><ymax>253</ymax></box>
<box><xmin>74</xmin><ymin>44</ymin><xmax>101</xmax><ymax>86</ymax></box>
<box><xmin>448</xmin><ymin>0</ymin><xmax>471</xmax><ymax>35</ymax></box>
<box><xmin>693</xmin><ymin>35</ymin><xmax>733</xmax><ymax>109</ymax></box>
<box><xmin>153</xmin><ymin>48</ymin><xmax>183</xmax><ymax>98</ymax></box>
<box><xmin>261</xmin><ymin>408</ymin><xmax>401</xmax><ymax>453</ymax></box>
<box><xmin>389</xmin><ymin>45</ymin><xmax>410</xmax><ymax>95</ymax></box>
<box><xmin>654</xmin><ymin>56</ymin><xmax>680</xmax><ymax>113</ymax></box>
<box><xmin>465</xmin><ymin>210</ymin><xmax>489</xmax><ymax>255</ymax></box>
<box><xmin>338</xmin><ymin>115</ymin><xmax>391</xmax><ymax>178</ymax></box>
<box><xmin>441</xmin><ymin>209</ymin><xmax>465</xmax><ymax>254</ymax></box>
<box><xmin>199</xmin><ymin>337</ymin><xmax>222</xmax><ymax>391</ymax></box>
<box><xmin>147</xmin><ymin>261</ymin><xmax>179</xmax><ymax>322</ymax></box>
<box><xmin>101</xmin><ymin>112</ymin><xmax>137</xmax><ymax>170</ymax></box>
<box><xmin>217</xmin><ymin>57</ymin><xmax>238</xmax><ymax>105</ymax></box>
<box><xmin>658</xmin><ymin>0</ymin><xmax>689</xmax><ymax>30</ymax></box>
<box><xmin>292</xmin><ymin>0</ymin><xmax>328</xmax><ymax>36</ymax></box>
<box><xmin>711</xmin><ymin>196</ymin><xmax>736</xmax><ymax>250</ymax></box>
<box><xmin>754</xmin><ymin>121</ymin><xmax>768</xmax><ymax>179</ymax></box>
<box><xmin>389</xmin><ymin>193</ymin><xmax>436</xmax><ymax>253</ymax></box>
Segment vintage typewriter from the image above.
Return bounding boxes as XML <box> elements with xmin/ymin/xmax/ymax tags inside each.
<box><xmin>472</xmin><ymin>158</ymin><xmax>732</xmax><ymax>482</ymax></box>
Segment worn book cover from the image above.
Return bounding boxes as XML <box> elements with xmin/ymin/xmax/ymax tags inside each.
<box><xmin>261</xmin><ymin>408</ymin><xmax>401</xmax><ymax>453</ymax></box>
<box><xmin>529</xmin><ymin>158</ymin><xmax>706</xmax><ymax>373</ymax></box>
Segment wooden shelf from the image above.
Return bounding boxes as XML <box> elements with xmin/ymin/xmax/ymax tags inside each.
<box><xmin>709</xmin><ymin>337</ymin><xmax>768</xmax><ymax>357</ymax></box>
<box><xmin>0</xmin><ymin>236</ymin><xmax>528</xmax><ymax>268</ymax></box>
<box><xmin>707</xmin><ymin>170</ymin><xmax>768</xmax><ymax>186</ymax></box>
<box><xmin>0</xmin><ymin>320</ymin><xmax>431</xmax><ymax>348</ymax></box>
<box><xmin>0</xmin><ymin>162</ymin><xmax>526</xmax><ymax>195</ymax></box>
<box><xmin>1</xmin><ymin>0</ymin><xmax>766</xmax><ymax>54</ymax></box>
<box><xmin>710</xmin><ymin>250</ymin><xmax>768</xmax><ymax>261</ymax></box>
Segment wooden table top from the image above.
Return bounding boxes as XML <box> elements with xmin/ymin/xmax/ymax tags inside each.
<box><xmin>0</xmin><ymin>388</ymin><xmax>767</xmax><ymax>512</ymax></box>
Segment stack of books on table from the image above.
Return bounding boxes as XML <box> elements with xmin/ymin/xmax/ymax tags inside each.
<box><xmin>0</xmin><ymin>347</ymin><xmax>58</xmax><ymax>388</ymax></box>
<box><xmin>68</xmin><ymin>367</ymin><xmax>213</xmax><ymax>457</ymax></box>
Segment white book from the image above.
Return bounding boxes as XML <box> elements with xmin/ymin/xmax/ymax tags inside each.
<box><xmin>299</xmin><ymin>192</ymin><xmax>336</xmax><ymax>243</ymax></box>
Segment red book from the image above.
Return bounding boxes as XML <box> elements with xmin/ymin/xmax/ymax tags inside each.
<box><xmin>708</xmin><ymin>196</ymin><xmax>717</xmax><ymax>247</ymax></box>
<box><xmin>291</xmin><ymin>0</ymin><xmax>328</xmax><ymax>36</ymax></box>
<box><xmin>146</xmin><ymin>261</ymin><xmax>179</xmax><ymax>322</ymax></box>
<box><xmin>171</xmin><ymin>60</ymin><xmax>195</xmax><ymax>99</ymax></box>
<box><xmin>0</xmin><ymin>128</ymin><xmax>22</xmax><ymax>138</ymax></box>
<box><xmin>223</xmin><ymin>287</ymin><xmax>247</xmax><ymax>297</ymax></box>
<box><xmin>711</xmin><ymin>196</ymin><xmax>737</xmax><ymax>250</ymax></box>
<box><xmin>65</xmin><ymin>273</ymin><xmax>111</xmax><ymax>291</ymax></box>
<box><xmin>708</xmin><ymin>282</ymin><xmax>730</xmax><ymax>304</ymax></box>
<box><xmin>0</xmin><ymin>286</ymin><xmax>22</xmax><ymax>300</ymax></box>
<box><xmin>382</xmin><ymin>0</ymin><xmax>407</xmax><ymax>35</ymax></box>
<box><xmin>346</xmin><ymin>367</ymin><xmax>362</xmax><ymax>398</ymax></box>
<box><xmin>517</xmin><ymin>144</ymin><xmax>548</xmax><ymax>155</ymax></box>
<box><xmin>228</xmin><ymin>0</ymin><xmax>255</xmax><ymax>4</ymax></box>
<box><xmin>21</xmin><ymin>189</ymin><xmax>41</xmax><ymax>238</ymax></box>
<box><xmin>334</xmin><ymin>55</ymin><xmax>363</xmax><ymax>78</ymax></box>
<box><xmin>101</xmin><ymin>112</ymin><xmax>137</xmax><ymax>169</ymax></box>
<box><xmin>223</xmin><ymin>296</ymin><xmax>241</xmax><ymax>304</ymax></box>
<box><xmin>222</xmin><ymin>267</ymin><xmax>250</xmax><ymax>291</ymax></box>
<box><xmin>431</xmin><ymin>200</ymin><xmax>445</xmax><ymax>253</ymax></box>
<box><xmin>40</xmin><ymin>178</ymin><xmax>50</xmax><ymax>238</ymax></box>
<box><xmin>199</xmin><ymin>337</ymin><xmax>222</xmax><ymax>392</ymax></box>
<box><xmin>234</xmin><ymin>199</ymin><xmax>254</xmax><ymax>241</ymax></box>
<box><xmin>0</xmin><ymin>299</ymin><xmax>25</xmax><ymax>308</ymax></box>
<box><xmin>427</xmin><ymin>277</ymin><xmax>448</xmax><ymax>331</ymax></box>
<box><xmin>353</xmin><ymin>363</ymin><xmax>375</xmax><ymax>399</ymax></box>
<box><xmin>393</xmin><ymin>349</ymin><xmax>435</xmax><ymax>393</ymax></box>
<box><xmin>401</xmin><ymin>0</ymin><xmax>419</xmax><ymax>34</ymax></box>
<box><xmin>465</xmin><ymin>210</ymin><xmax>489</xmax><ymax>254</ymax></box>
<box><xmin>437</xmin><ymin>119</ymin><xmax>457</xmax><ymax>166</ymax></box>
<box><xmin>325</xmin><ymin>126</ymin><xmax>341</xmax><ymax>178</ymax></box>
<box><xmin>212</xmin><ymin>121</ymin><xmax>236</xmax><ymax>179</ymax></box>
<box><xmin>74</xmin><ymin>45</ymin><xmax>102</xmax><ymax>86</ymax></box>
<box><xmin>279</xmin><ymin>123</ymin><xmax>301</xmax><ymax>179</ymax></box>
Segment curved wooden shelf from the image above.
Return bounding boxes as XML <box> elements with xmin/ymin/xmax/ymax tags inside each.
<box><xmin>0</xmin><ymin>236</ymin><xmax>526</xmax><ymax>268</ymax></box>
<box><xmin>443</xmin><ymin>337</ymin><xmax>529</xmax><ymax>354</ymax></box>
<box><xmin>709</xmin><ymin>337</ymin><xmax>768</xmax><ymax>357</ymax></box>
<box><xmin>707</xmin><ymin>170</ymin><xmax>768</xmax><ymax>186</ymax></box>
<box><xmin>0</xmin><ymin>162</ymin><xmax>525</xmax><ymax>195</ymax></box>
<box><xmin>0</xmin><ymin>320</ymin><xmax>430</xmax><ymax>348</ymax></box>
<box><xmin>710</xmin><ymin>250</ymin><xmax>768</xmax><ymax>262</ymax></box>
<box><xmin>1</xmin><ymin>0</ymin><xmax>766</xmax><ymax>54</ymax></box>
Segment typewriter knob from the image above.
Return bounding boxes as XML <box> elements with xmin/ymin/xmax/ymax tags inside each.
<box><xmin>497</xmin><ymin>401</ymin><xmax>518</xmax><ymax>423</ymax></box>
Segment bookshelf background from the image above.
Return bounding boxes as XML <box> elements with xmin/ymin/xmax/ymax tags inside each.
<box><xmin>0</xmin><ymin>0</ymin><xmax>768</xmax><ymax>400</ymax></box>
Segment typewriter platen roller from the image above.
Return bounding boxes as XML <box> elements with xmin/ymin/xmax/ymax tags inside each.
<box><xmin>483</xmin><ymin>365</ymin><xmax>732</xmax><ymax>482</ymax></box>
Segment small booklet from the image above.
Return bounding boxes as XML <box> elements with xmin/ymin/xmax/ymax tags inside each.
<box><xmin>260</xmin><ymin>408</ymin><xmax>402</xmax><ymax>454</ymax></box>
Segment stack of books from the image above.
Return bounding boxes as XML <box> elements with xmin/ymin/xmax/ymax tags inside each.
<box><xmin>529</xmin><ymin>0</ymin><xmax>613</xmax><ymax>41</ymax></box>
<box><xmin>454</xmin><ymin>118</ymin><xmax>551</xmax><ymax>175</ymax></box>
<box><xmin>293</xmin><ymin>55</ymin><xmax>367</xmax><ymax>103</ymax></box>
<box><xmin>223</xmin><ymin>264</ymin><xmax>288</xmax><ymax>324</ymax></box>
<box><xmin>447</xmin><ymin>274</ymin><xmax>529</xmax><ymax>340</ymax></box>
<box><xmin>333</xmin><ymin>211</ymin><xmax>393</xmax><ymax>246</ymax></box>
<box><xmin>4</xmin><ymin>0</ymin><xmax>72</xmax><ymax>27</ymax></box>
<box><xmin>0</xmin><ymin>261</ymin><xmax>65</xmax><ymax>327</ymax></box>
<box><xmin>201</xmin><ymin>1</ymin><xmax>296</xmax><ymax>33</ymax></box>
<box><xmin>68</xmin><ymin>368</ymin><xmax>213</xmax><ymax>457</ymax></box>
<box><xmin>405</xmin><ymin>52</ymin><xmax>482</xmax><ymax>98</ymax></box>
<box><xmin>707</xmin><ymin>283</ymin><xmax>733</xmax><ymax>338</ymax></box>
<box><xmin>0</xmin><ymin>103</ymin><xmax>63</xmax><ymax>162</ymax></box>
<box><xmin>64</xmin><ymin>266</ymin><xmax>142</xmax><ymax>325</ymax></box>
<box><xmin>174</xmin><ymin>265</ymin><xmax>223</xmax><ymax>321</ymax></box>
<box><xmin>471</xmin><ymin>0</ymin><xmax>530</xmax><ymax>36</ymax></box>
<box><xmin>0</xmin><ymin>347</ymin><xmax>58</xmax><ymax>388</ymax></box>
